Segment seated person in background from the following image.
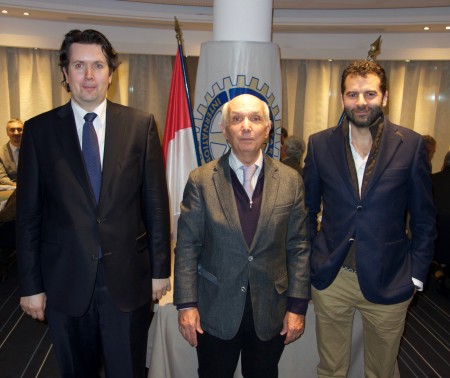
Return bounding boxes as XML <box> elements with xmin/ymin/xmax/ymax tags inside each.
<box><xmin>422</xmin><ymin>134</ymin><xmax>436</xmax><ymax>172</ymax></box>
<box><xmin>430</xmin><ymin>151</ymin><xmax>450</xmax><ymax>297</ymax></box>
<box><xmin>0</xmin><ymin>119</ymin><xmax>24</xmax><ymax>186</ymax></box>
<box><xmin>281</xmin><ymin>135</ymin><xmax>306</xmax><ymax>175</ymax></box>
<box><xmin>280</xmin><ymin>126</ymin><xmax>288</xmax><ymax>145</ymax></box>
<box><xmin>0</xmin><ymin>189</ymin><xmax>16</xmax><ymax>281</ymax></box>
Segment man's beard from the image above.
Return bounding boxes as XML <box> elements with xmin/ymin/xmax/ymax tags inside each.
<box><xmin>344</xmin><ymin>105</ymin><xmax>383</xmax><ymax>128</ymax></box>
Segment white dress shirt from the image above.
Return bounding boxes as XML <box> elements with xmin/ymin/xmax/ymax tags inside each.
<box><xmin>71</xmin><ymin>99</ymin><xmax>107</xmax><ymax>168</ymax></box>
<box><xmin>228</xmin><ymin>149</ymin><xmax>263</xmax><ymax>189</ymax></box>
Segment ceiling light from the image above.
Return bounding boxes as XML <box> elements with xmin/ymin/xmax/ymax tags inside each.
<box><xmin>423</xmin><ymin>26</ymin><xmax>430</xmax><ymax>30</ymax></box>
<box><xmin>23</xmin><ymin>12</ymin><xmax>30</xmax><ymax>16</ymax></box>
<box><xmin>446</xmin><ymin>26</ymin><xmax>450</xmax><ymax>30</ymax></box>
<box><xmin>1</xmin><ymin>10</ymin><xmax>7</xmax><ymax>14</ymax></box>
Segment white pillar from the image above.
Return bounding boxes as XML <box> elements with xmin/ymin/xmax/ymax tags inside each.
<box><xmin>194</xmin><ymin>0</ymin><xmax>282</xmax><ymax>163</ymax></box>
<box><xmin>213</xmin><ymin>0</ymin><xmax>273</xmax><ymax>42</ymax></box>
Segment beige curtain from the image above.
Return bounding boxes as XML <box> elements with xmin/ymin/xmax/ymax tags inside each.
<box><xmin>281</xmin><ymin>60</ymin><xmax>450</xmax><ymax>172</ymax></box>
<box><xmin>0</xmin><ymin>46</ymin><xmax>173</xmax><ymax>144</ymax></box>
<box><xmin>1</xmin><ymin>47</ymin><xmax>449</xmax><ymax>172</ymax></box>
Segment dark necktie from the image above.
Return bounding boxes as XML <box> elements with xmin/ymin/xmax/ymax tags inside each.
<box><xmin>82</xmin><ymin>112</ymin><xmax>101</xmax><ymax>204</ymax></box>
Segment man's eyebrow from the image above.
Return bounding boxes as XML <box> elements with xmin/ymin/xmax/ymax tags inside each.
<box><xmin>71</xmin><ymin>59</ymin><xmax>105</xmax><ymax>63</ymax></box>
<box><xmin>230</xmin><ymin>111</ymin><xmax>261</xmax><ymax>115</ymax></box>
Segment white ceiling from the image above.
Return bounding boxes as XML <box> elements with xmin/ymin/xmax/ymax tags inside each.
<box><xmin>123</xmin><ymin>0</ymin><xmax>450</xmax><ymax>9</ymax></box>
<box><xmin>1</xmin><ymin>0</ymin><xmax>450</xmax><ymax>33</ymax></box>
<box><xmin>1</xmin><ymin>0</ymin><xmax>450</xmax><ymax>59</ymax></box>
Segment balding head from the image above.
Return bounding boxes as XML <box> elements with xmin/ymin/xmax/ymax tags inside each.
<box><xmin>220</xmin><ymin>94</ymin><xmax>271</xmax><ymax>165</ymax></box>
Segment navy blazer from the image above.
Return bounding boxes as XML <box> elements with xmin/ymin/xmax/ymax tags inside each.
<box><xmin>16</xmin><ymin>100</ymin><xmax>170</xmax><ymax>316</ymax></box>
<box><xmin>304</xmin><ymin>119</ymin><xmax>436</xmax><ymax>305</ymax></box>
<box><xmin>431</xmin><ymin>169</ymin><xmax>450</xmax><ymax>264</ymax></box>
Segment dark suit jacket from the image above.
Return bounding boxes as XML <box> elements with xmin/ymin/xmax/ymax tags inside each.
<box><xmin>0</xmin><ymin>189</ymin><xmax>16</xmax><ymax>224</ymax></box>
<box><xmin>0</xmin><ymin>190</ymin><xmax>16</xmax><ymax>249</ymax></box>
<box><xmin>431</xmin><ymin>169</ymin><xmax>450</xmax><ymax>264</ymax></box>
<box><xmin>16</xmin><ymin>100</ymin><xmax>170</xmax><ymax>316</ymax></box>
<box><xmin>304</xmin><ymin>119</ymin><xmax>436</xmax><ymax>305</ymax></box>
<box><xmin>174</xmin><ymin>152</ymin><xmax>310</xmax><ymax>341</ymax></box>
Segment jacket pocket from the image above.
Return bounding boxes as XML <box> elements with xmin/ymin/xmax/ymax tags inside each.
<box><xmin>136</xmin><ymin>232</ymin><xmax>148</xmax><ymax>253</ymax></box>
<box><xmin>197</xmin><ymin>264</ymin><xmax>219</xmax><ymax>285</ymax></box>
<box><xmin>272</xmin><ymin>203</ymin><xmax>293</xmax><ymax>214</ymax></box>
<box><xmin>381</xmin><ymin>238</ymin><xmax>411</xmax><ymax>290</ymax></box>
<box><xmin>274</xmin><ymin>274</ymin><xmax>288</xmax><ymax>294</ymax></box>
<box><xmin>383</xmin><ymin>167</ymin><xmax>409</xmax><ymax>178</ymax></box>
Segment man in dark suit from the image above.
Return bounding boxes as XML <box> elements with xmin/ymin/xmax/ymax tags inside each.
<box><xmin>431</xmin><ymin>151</ymin><xmax>450</xmax><ymax>294</ymax></box>
<box><xmin>0</xmin><ymin>189</ymin><xmax>16</xmax><ymax>281</ymax></box>
<box><xmin>17</xmin><ymin>29</ymin><xmax>171</xmax><ymax>377</ymax></box>
<box><xmin>174</xmin><ymin>94</ymin><xmax>310</xmax><ymax>378</ymax></box>
<box><xmin>432</xmin><ymin>151</ymin><xmax>450</xmax><ymax>265</ymax></box>
<box><xmin>303</xmin><ymin>60</ymin><xmax>436</xmax><ymax>377</ymax></box>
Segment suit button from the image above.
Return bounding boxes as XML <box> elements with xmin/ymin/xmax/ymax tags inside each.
<box><xmin>356</xmin><ymin>205</ymin><xmax>362</xmax><ymax>211</ymax></box>
<box><xmin>248</xmin><ymin>256</ymin><xmax>253</xmax><ymax>262</ymax></box>
<box><xmin>241</xmin><ymin>287</ymin><xmax>246</xmax><ymax>292</ymax></box>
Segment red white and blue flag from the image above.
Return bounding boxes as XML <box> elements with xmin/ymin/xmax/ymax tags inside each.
<box><xmin>162</xmin><ymin>45</ymin><xmax>199</xmax><ymax>241</ymax></box>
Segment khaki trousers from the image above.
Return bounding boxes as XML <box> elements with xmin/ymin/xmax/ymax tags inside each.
<box><xmin>312</xmin><ymin>268</ymin><xmax>412</xmax><ymax>378</ymax></box>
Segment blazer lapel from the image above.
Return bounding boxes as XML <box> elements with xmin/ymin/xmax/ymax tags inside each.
<box><xmin>100</xmin><ymin>101</ymin><xmax>125</xmax><ymax>205</ymax></box>
<box><xmin>55</xmin><ymin>102</ymin><xmax>96</xmax><ymax>205</ymax></box>
<box><xmin>213</xmin><ymin>154</ymin><xmax>248</xmax><ymax>246</ymax></box>
<box><xmin>5</xmin><ymin>143</ymin><xmax>15</xmax><ymax>168</ymax></box>
<box><xmin>250</xmin><ymin>156</ymin><xmax>279</xmax><ymax>251</ymax></box>
<box><xmin>362</xmin><ymin>121</ymin><xmax>403</xmax><ymax>199</ymax></box>
<box><xmin>327</xmin><ymin>125</ymin><xmax>359</xmax><ymax>201</ymax></box>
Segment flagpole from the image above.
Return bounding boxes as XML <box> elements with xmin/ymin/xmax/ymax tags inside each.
<box><xmin>175</xmin><ymin>17</ymin><xmax>201</xmax><ymax>167</ymax></box>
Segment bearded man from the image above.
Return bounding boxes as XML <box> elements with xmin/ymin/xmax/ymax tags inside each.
<box><xmin>303</xmin><ymin>60</ymin><xmax>436</xmax><ymax>378</ymax></box>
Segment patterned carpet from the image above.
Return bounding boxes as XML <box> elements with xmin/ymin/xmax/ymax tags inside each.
<box><xmin>1</xmin><ymin>254</ymin><xmax>449</xmax><ymax>377</ymax></box>
<box><xmin>397</xmin><ymin>278</ymin><xmax>450</xmax><ymax>378</ymax></box>
<box><xmin>0</xmin><ymin>252</ymin><xmax>59</xmax><ymax>378</ymax></box>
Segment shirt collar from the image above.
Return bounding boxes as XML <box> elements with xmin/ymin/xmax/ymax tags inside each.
<box><xmin>229</xmin><ymin>149</ymin><xmax>263</xmax><ymax>170</ymax></box>
<box><xmin>8</xmin><ymin>142</ymin><xmax>19</xmax><ymax>152</ymax></box>
<box><xmin>71</xmin><ymin>98</ymin><xmax>107</xmax><ymax>124</ymax></box>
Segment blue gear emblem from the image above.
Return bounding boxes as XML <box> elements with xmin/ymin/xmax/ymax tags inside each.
<box><xmin>195</xmin><ymin>76</ymin><xmax>281</xmax><ymax>165</ymax></box>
